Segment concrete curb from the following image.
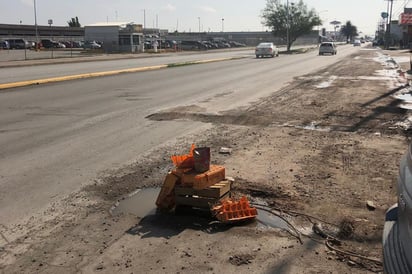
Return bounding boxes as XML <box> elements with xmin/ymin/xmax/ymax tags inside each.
<box><xmin>0</xmin><ymin>56</ymin><xmax>246</xmax><ymax>90</ymax></box>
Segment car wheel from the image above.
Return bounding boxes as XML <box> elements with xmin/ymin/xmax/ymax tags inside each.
<box><xmin>271</xmin><ymin>54</ymin><xmax>274</xmax><ymax>58</ymax></box>
<box><xmin>256</xmin><ymin>55</ymin><xmax>259</xmax><ymax>58</ymax></box>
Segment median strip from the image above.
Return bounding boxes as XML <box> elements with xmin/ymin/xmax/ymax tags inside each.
<box><xmin>0</xmin><ymin>56</ymin><xmax>246</xmax><ymax>90</ymax></box>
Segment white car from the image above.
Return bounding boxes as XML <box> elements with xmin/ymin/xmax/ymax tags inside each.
<box><xmin>319</xmin><ymin>42</ymin><xmax>337</xmax><ymax>55</ymax></box>
<box><xmin>353</xmin><ymin>40</ymin><xmax>361</xmax><ymax>46</ymax></box>
<box><xmin>255</xmin><ymin>42</ymin><xmax>279</xmax><ymax>58</ymax></box>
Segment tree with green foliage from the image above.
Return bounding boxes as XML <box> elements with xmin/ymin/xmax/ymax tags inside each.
<box><xmin>262</xmin><ymin>0</ymin><xmax>321</xmax><ymax>51</ymax></box>
<box><xmin>68</xmin><ymin>17</ymin><xmax>81</xmax><ymax>27</ymax></box>
<box><xmin>340</xmin><ymin>21</ymin><xmax>358</xmax><ymax>43</ymax></box>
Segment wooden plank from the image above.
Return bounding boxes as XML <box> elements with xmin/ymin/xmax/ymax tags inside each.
<box><xmin>155</xmin><ymin>173</ymin><xmax>178</xmax><ymax>209</ymax></box>
<box><xmin>175</xmin><ymin>180</ymin><xmax>231</xmax><ymax>198</ymax></box>
<box><xmin>175</xmin><ymin>192</ymin><xmax>230</xmax><ymax>208</ymax></box>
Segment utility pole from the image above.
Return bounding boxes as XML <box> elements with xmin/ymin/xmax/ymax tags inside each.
<box><xmin>385</xmin><ymin>0</ymin><xmax>394</xmax><ymax>49</ymax></box>
<box><xmin>143</xmin><ymin>9</ymin><xmax>146</xmax><ymax>29</ymax></box>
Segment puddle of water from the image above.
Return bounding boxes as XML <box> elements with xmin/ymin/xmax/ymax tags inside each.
<box><xmin>111</xmin><ymin>188</ymin><xmax>160</xmax><ymax>218</ymax></box>
<box><xmin>256</xmin><ymin>209</ymin><xmax>290</xmax><ymax>230</ymax></box>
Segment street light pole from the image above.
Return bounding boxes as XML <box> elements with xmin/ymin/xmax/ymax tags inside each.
<box><xmin>198</xmin><ymin>17</ymin><xmax>200</xmax><ymax>33</ymax></box>
<box><xmin>221</xmin><ymin>18</ymin><xmax>224</xmax><ymax>32</ymax></box>
<box><xmin>34</xmin><ymin>0</ymin><xmax>39</xmax><ymax>49</ymax></box>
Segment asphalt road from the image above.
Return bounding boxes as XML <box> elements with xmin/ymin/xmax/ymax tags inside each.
<box><xmin>0</xmin><ymin>44</ymin><xmax>360</xmax><ymax>227</ymax></box>
<box><xmin>0</xmin><ymin>49</ymin><xmax>251</xmax><ymax>84</ymax></box>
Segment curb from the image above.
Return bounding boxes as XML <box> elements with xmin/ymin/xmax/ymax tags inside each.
<box><xmin>0</xmin><ymin>56</ymin><xmax>246</xmax><ymax>90</ymax></box>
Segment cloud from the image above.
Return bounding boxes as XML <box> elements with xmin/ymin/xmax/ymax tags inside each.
<box><xmin>199</xmin><ymin>6</ymin><xmax>217</xmax><ymax>13</ymax></box>
<box><xmin>162</xmin><ymin>4</ymin><xmax>176</xmax><ymax>12</ymax></box>
<box><xmin>20</xmin><ymin>0</ymin><xmax>33</xmax><ymax>7</ymax></box>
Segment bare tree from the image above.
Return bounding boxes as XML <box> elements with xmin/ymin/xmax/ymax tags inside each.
<box><xmin>262</xmin><ymin>0</ymin><xmax>321</xmax><ymax>51</ymax></box>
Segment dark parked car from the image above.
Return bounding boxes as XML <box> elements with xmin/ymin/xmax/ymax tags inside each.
<box><xmin>1</xmin><ymin>40</ymin><xmax>10</xmax><ymax>49</ymax></box>
<box><xmin>83</xmin><ymin>41</ymin><xmax>101</xmax><ymax>49</ymax></box>
<box><xmin>41</xmin><ymin>39</ymin><xmax>59</xmax><ymax>48</ymax></box>
<box><xmin>179</xmin><ymin>40</ymin><xmax>208</xmax><ymax>50</ymax></box>
<box><xmin>164</xmin><ymin>40</ymin><xmax>177</xmax><ymax>48</ymax></box>
<box><xmin>229</xmin><ymin>41</ymin><xmax>246</xmax><ymax>47</ymax></box>
<box><xmin>383</xmin><ymin>143</ymin><xmax>412</xmax><ymax>273</ymax></box>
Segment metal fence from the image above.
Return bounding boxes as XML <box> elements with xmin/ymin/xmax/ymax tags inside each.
<box><xmin>0</xmin><ymin>36</ymin><xmax>89</xmax><ymax>62</ymax></box>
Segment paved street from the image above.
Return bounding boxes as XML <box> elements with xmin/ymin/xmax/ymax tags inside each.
<box><xmin>0</xmin><ymin>44</ymin><xmax>359</xmax><ymax>227</ymax></box>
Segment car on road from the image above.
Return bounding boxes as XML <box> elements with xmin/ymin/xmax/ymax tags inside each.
<box><xmin>255</xmin><ymin>42</ymin><xmax>279</xmax><ymax>58</ymax></box>
<box><xmin>318</xmin><ymin>42</ymin><xmax>337</xmax><ymax>55</ymax></box>
<box><xmin>383</xmin><ymin>143</ymin><xmax>412</xmax><ymax>274</ymax></box>
<box><xmin>353</xmin><ymin>39</ymin><xmax>361</xmax><ymax>46</ymax></box>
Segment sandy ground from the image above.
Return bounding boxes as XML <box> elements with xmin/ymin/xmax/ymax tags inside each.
<box><xmin>1</xmin><ymin>46</ymin><xmax>412</xmax><ymax>273</ymax></box>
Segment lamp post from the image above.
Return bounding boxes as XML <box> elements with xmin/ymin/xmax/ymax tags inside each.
<box><xmin>34</xmin><ymin>0</ymin><xmax>39</xmax><ymax>50</ymax></box>
<box><xmin>330</xmin><ymin>20</ymin><xmax>341</xmax><ymax>41</ymax></box>
<box><xmin>198</xmin><ymin>17</ymin><xmax>200</xmax><ymax>33</ymax></box>
<box><xmin>221</xmin><ymin>18</ymin><xmax>224</xmax><ymax>32</ymax></box>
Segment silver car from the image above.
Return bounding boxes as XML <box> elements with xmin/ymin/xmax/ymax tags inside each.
<box><xmin>319</xmin><ymin>42</ymin><xmax>337</xmax><ymax>55</ymax></box>
<box><xmin>383</xmin><ymin>143</ymin><xmax>412</xmax><ymax>273</ymax></box>
<box><xmin>255</xmin><ymin>42</ymin><xmax>279</xmax><ymax>58</ymax></box>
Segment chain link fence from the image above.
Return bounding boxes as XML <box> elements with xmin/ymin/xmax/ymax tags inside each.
<box><xmin>0</xmin><ymin>36</ymin><xmax>105</xmax><ymax>62</ymax></box>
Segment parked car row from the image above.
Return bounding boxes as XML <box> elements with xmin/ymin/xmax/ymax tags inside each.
<box><xmin>0</xmin><ymin>38</ymin><xmax>88</xmax><ymax>49</ymax></box>
<box><xmin>143</xmin><ymin>39</ymin><xmax>246</xmax><ymax>50</ymax></box>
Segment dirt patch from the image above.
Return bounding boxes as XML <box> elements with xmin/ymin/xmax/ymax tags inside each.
<box><xmin>1</xmin><ymin>48</ymin><xmax>410</xmax><ymax>273</ymax></box>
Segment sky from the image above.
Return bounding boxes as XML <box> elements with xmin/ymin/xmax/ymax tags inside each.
<box><xmin>0</xmin><ymin>0</ymin><xmax>410</xmax><ymax>36</ymax></box>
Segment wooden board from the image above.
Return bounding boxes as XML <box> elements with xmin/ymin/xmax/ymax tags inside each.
<box><xmin>175</xmin><ymin>192</ymin><xmax>230</xmax><ymax>208</ymax></box>
<box><xmin>175</xmin><ymin>180</ymin><xmax>231</xmax><ymax>199</ymax></box>
<box><xmin>155</xmin><ymin>173</ymin><xmax>178</xmax><ymax>209</ymax></box>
